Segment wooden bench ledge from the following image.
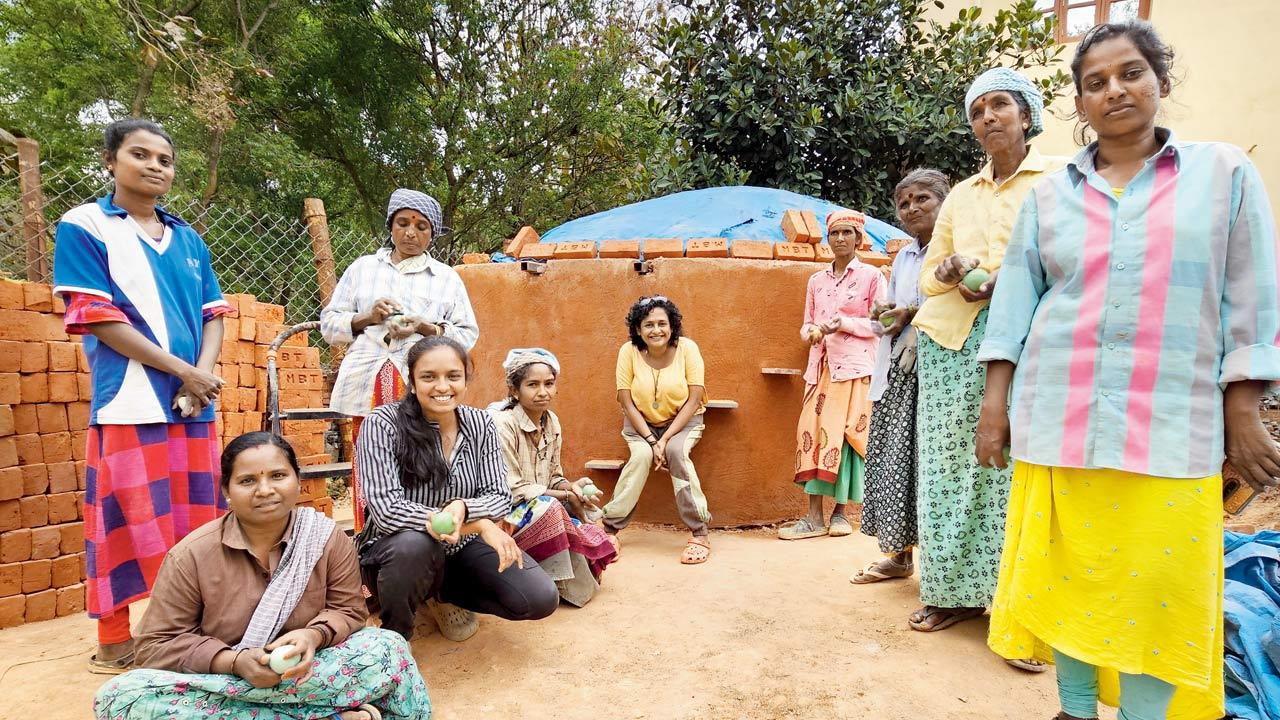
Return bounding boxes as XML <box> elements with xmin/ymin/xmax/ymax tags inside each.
<box><xmin>585</xmin><ymin>459</ymin><xmax>626</xmax><ymax>471</ymax></box>
<box><xmin>761</xmin><ymin>367</ymin><xmax>804</xmax><ymax>376</ymax></box>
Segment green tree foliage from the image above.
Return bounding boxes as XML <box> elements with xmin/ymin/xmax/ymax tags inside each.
<box><xmin>648</xmin><ymin>0</ymin><xmax>1071</xmax><ymax>218</ymax></box>
<box><xmin>0</xmin><ymin>0</ymin><xmax>663</xmax><ymax>261</ymax></box>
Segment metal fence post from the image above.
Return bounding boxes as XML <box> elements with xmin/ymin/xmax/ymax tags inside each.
<box><xmin>16</xmin><ymin>138</ymin><xmax>50</xmax><ymax>283</ymax></box>
<box><xmin>303</xmin><ymin>198</ymin><xmax>337</xmax><ymax>308</ymax></box>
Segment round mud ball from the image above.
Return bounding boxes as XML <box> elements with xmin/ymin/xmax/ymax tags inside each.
<box><xmin>269</xmin><ymin>645</ymin><xmax>301</xmax><ymax>674</ymax></box>
<box><xmin>431</xmin><ymin>512</ymin><xmax>456</xmax><ymax>535</ymax></box>
<box><xmin>963</xmin><ymin>268</ymin><xmax>990</xmax><ymax>292</ymax></box>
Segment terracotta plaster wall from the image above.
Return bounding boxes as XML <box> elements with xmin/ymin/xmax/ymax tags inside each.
<box><xmin>457</xmin><ymin>258</ymin><xmax>821</xmax><ymax>527</ymax></box>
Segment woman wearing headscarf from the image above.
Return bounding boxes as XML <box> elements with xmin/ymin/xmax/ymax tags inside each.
<box><xmin>779</xmin><ymin>210</ymin><xmax>885</xmax><ymax>540</ymax></box>
<box><xmin>908</xmin><ymin>69</ymin><xmax>1066</xmax><ymax>664</ymax></box>
<box><xmin>850</xmin><ymin>169</ymin><xmax>950</xmax><ymax>583</ymax></box>
<box><xmin>321</xmin><ymin>189</ymin><xmax>480</xmax><ymax>531</ymax></box>
<box><xmin>488</xmin><ymin>348</ymin><xmax>619</xmax><ymax>606</ymax></box>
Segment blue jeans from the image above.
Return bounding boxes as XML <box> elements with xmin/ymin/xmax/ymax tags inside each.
<box><xmin>1054</xmin><ymin>649</ymin><xmax>1176</xmax><ymax>720</ymax></box>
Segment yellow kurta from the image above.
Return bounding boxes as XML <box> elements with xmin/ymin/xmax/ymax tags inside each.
<box><xmin>988</xmin><ymin>462</ymin><xmax>1224</xmax><ymax>720</ymax></box>
<box><xmin>913</xmin><ymin>147</ymin><xmax>1068</xmax><ymax>351</ymax></box>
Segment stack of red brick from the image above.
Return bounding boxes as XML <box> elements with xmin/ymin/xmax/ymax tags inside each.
<box><xmin>214</xmin><ymin>294</ymin><xmax>333</xmax><ymax>515</ymax></box>
<box><xmin>458</xmin><ymin>216</ymin><xmax>902</xmax><ymax>271</ymax></box>
<box><xmin>0</xmin><ymin>283</ymin><xmax>336</xmax><ymax>629</ymax></box>
<box><xmin>0</xmin><ymin>279</ymin><xmax>90</xmax><ymax>630</ymax></box>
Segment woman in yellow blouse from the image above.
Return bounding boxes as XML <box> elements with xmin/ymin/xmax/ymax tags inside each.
<box><xmin>907</xmin><ymin>68</ymin><xmax>1066</xmax><ymax>669</ymax></box>
<box><xmin>602</xmin><ymin>295</ymin><xmax>711</xmax><ymax>564</ymax></box>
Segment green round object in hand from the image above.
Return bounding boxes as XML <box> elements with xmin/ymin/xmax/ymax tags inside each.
<box><xmin>879</xmin><ymin>314</ymin><xmax>896</xmax><ymax>328</ymax></box>
<box><xmin>963</xmin><ymin>268</ymin><xmax>990</xmax><ymax>292</ymax></box>
<box><xmin>431</xmin><ymin>512</ymin><xmax>456</xmax><ymax>535</ymax></box>
<box><xmin>268</xmin><ymin>645</ymin><xmax>301</xmax><ymax>674</ymax></box>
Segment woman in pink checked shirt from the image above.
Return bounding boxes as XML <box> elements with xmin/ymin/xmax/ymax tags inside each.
<box><xmin>778</xmin><ymin>210</ymin><xmax>884</xmax><ymax>541</ymax></box>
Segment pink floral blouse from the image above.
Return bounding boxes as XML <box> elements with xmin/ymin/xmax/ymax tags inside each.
<box><xmin>801</xmin><ymin>260</ymin><xmax>885</xmax><ymax>385</ymax></box>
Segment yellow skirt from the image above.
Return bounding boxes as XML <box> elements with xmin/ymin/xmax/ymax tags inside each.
<box><xmin>988</xmin><ymin>462</ymin><xmax>1224</xmax><ymax>720</ymax></box>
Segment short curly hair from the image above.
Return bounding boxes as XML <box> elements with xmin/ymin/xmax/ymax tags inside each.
<box><xmin>625</xmin><ymin>295</ymin><xmax>683</xmax><ymax>350</ymax></box>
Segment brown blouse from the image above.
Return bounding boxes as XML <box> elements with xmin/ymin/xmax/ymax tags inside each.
<box><xmin>133</xmin><ymin>509</ymin><xmax>367</xmax><ymax>673</ymax></box>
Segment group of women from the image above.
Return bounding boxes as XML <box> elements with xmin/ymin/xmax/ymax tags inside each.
<box><xmin>47</xmin><ymin>16</ymin><xmax>1280</xmax><ymax>720</ymax></box>
<box><xmin>777</xmin><ymin>20</ymin><xmax>1280</xmax><ymax>720</ymax></box>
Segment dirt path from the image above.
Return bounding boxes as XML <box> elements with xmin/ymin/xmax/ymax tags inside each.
<box><xmin>2</xmin><ymin>526</ymin><xmax>1076</xmax><ymax>719</ymax></box>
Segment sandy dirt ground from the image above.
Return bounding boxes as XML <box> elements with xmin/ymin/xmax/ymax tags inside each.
<box><xmin>4</xmin><ymin>525</ymin><xmax>1120</xmax><ymax>720</ymax></box>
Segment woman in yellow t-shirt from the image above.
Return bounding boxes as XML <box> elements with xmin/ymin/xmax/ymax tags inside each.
<box><xmin>602</xmin><ymin>295</ymin><xmax>712</xmax><ymax>564</ymax></box>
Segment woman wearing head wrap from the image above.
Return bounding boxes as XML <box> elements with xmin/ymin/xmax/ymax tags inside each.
<box><xmin>320</xmin><ymin>188</ymin><xmax>480</xmax><ymax>531</ymax></box>
<box><xmin>488</xmin><ymin>348</ymin><xmax>619</xmax><ymax>606</ymax></box>
<box><xmin>906</xmin><ymin>68</ymin><xmax>1066</xmax><ymax>663</ymax></box>
<box><xmin>850</xmin><ymin>169</ymin><xmax>951</xmax><ymax>583</ymax></box>
<box><xmin>778</xmin><ymin>210</ymin><xmax>885</xmax><ymax>540</ymax></box>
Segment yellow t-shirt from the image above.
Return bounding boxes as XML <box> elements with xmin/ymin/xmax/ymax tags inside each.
<box><xmin>615</xmin><ymin>338</ymin><xmax>706</xmax><ymax>426</ymax></box>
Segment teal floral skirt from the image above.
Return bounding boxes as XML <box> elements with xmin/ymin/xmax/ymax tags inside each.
<box><xmin>93</xmin><ymin>627</ymin><xmax>430</xmax><ymax>719</ymax></box>
<box><xmin>915</xmin><ymin>307</ymin><xmax>1012</xmax><ymax>609</ymax></box>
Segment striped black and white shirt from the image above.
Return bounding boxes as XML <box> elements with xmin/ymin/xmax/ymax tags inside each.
<box><xmin>354</xmin><ymin>403</ymin><xmax>512</xmax><ymax>554</ymax></box>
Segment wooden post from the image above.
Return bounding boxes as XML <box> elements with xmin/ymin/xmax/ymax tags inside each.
<box><xmin>303</xmin><ymin>198</ymin><xmax>343</xmax><ymax>387</ymax></box>
<box><xmin>16</xmin><ymin>138</ymin><xmax>50</xmax><ymax>283</ymax></box>
<box><xmin>303</xmin><ymin>198</ymin><xmax>337</xmax><ymax>307</ymax></box>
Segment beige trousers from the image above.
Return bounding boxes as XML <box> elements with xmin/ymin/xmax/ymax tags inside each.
<box><xmin>602</xmin><ymin>415</ymin><xmax>710</xmax><ymax>535</ymax></box>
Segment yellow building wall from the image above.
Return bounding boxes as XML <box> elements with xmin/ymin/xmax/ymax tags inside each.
<box><xmin>929</xmin><ymin>0</ymin><xmax>1280</xmax><ymax>197</ymax></box>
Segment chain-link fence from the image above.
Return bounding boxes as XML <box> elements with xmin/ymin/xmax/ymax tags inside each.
<box><xmin>0</xmin><ymin>137</ymin><xmax>386</xmax><ymax>344</ymax></box>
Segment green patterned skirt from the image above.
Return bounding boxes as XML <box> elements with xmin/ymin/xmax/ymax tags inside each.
<box><xmin>915</xmin><ymin>307</ymin><xmax>1011</xmax><ymax>608</ymax></box>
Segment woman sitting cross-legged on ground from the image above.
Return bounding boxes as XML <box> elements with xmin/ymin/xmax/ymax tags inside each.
<box><xmin>602</xmin><ymin>296</ymin><xmax>713</xmax><ymax>564</ymax></box>
<box><xmin>779</xmin><ymin>209</ymin><xmax>885</xmax><ymax>540</ymax></box>
<box><xmin>488</xmin><ymin>347</ymin><xmax>619</xmax><ymax>606</ymax></box>
<box><xmin>93</xmin><ymin>432</ymin><xmax>430</xmax><ymax>720</ymax></box>
<box><xmin>356</xmin><ymin>336</ymin><xmax>559</xmax><ymax>642</ymax></box>
<box><xmin>850</xmin><ymin>169</ymin><xmax>951</xmax><ymax>582</ymax></box>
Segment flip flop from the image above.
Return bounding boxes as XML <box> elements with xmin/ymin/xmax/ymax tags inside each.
<box><xmin>681</xmin><ymin>537</ymin><xmax>710</xmax><ymax>564</ymax></box>
<box><xmin>1006</xmin><ymin>658</ymin><xmax>1050</xmax><ymax>673</ymax></box>
<box><xmin>907</xmin><ymin>606</ymin><xmax>984</xmax><ymax>632</ymax></box>
<box><xmin>828</xmin><ymin>514</ymin><xmax>854</xmax><ymax>537</ymax></box>
<box><xmin>849</xmin><ymin>557</ymin><xmax>914</xmax><ymax>584</ymax></box>
<box><xmin>358</xmin><ymin>704</ymin><xmax>383</xmax><ymax>720</ymax></box>
<box><xmin>778</xmin><ymin>517</ymin><xmax>828</xmax><ymax>540</ymax></box>
<box><xmin>87</xmin><ymin>651</ymin><xmax>134</xmax><ymax>675</ymax></box>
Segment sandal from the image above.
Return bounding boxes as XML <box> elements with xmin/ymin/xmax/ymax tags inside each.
<box><xmin>681</xmin><ymin>537</ymin><xmax>710</xmax><ymax>564</ymax></box>
<box><xmin>427</xmin><ymin>599</ymin><xmax>479</xmax><ymax>642</ymax></box>
<box><xmin>87</xmin><ymin>650</ymin><xmax>134</xmax><ymax>675</ymax></box>
<box><xmin>778</xmin><ymin>517</ymin><xmax>828</xmax><ymax>540</ymax></box>
<box><xmin>850</xmin><ymin>557</ymin><xmax>914</xmax><ymax>584</ymax></box>
<box><xmin>907</xmin><ymin>606</ymin><xmax>983</xmax><ymax>632</ymax></box>
<box><xmin>1006</xmin><ymin>657</ymin><xmax>1050</xmax><ymax>673</ymax></box>
<box><xmin>828</xmin><ymin>514</ymin><xmax>854</xmax><ymax>537</ymax></box>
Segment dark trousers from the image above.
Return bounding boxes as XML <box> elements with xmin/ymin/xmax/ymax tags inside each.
<box><xmin>360</xmin><ymin>529</ymin><xmax>559</xmax><ymax>640</ymax></box>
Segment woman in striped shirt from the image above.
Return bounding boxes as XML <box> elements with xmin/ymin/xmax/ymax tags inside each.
<box><xmin>978</xmin><ymin>21</ymin><xmax>1280</xmax><ymax>720</ymax></box>
<box><xmin>355</xmin><ymin>336</ymin><xmax>559</xmax><ymax>642</ymax></box>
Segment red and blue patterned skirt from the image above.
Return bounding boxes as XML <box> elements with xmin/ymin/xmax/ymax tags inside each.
<box><xmin>84</xmin><ymin>422</ymin><xmax>225</xmax><ymax>617</ymax></box>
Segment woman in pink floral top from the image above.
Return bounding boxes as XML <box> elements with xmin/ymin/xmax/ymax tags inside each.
<box><xmin>779</xmin><ymin>210</ymin><xmax>885</xmax><ymax>540</ymax></box>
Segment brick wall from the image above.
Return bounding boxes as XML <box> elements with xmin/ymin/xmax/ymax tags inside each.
<box><xmin>0</xmin><ymin>279</ymin><xmax>334</xmax><ymax>629</ymax></box>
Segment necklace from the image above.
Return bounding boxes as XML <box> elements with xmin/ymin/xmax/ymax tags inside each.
<box><xmin>650</xmin><ymin>365</ymin><xmax>662</xmax><ymax>410</ymax></box>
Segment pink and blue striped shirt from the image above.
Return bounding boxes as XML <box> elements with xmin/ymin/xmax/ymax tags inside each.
<box><xmin>979</xmin><ymin>130</ymin><xmax>1280</xmax><ymax>478</ymax></box>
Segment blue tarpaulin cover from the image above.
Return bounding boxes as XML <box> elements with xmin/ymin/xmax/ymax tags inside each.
<box><xmin>539</xmin><ymin>186</ymin><xmax>909</xmax><ymax>253</ymax></box>
<box><xmin>1224</xmin><ymin>530</ymin><xmax>1280</xmax><ymax>719</ymax></box>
